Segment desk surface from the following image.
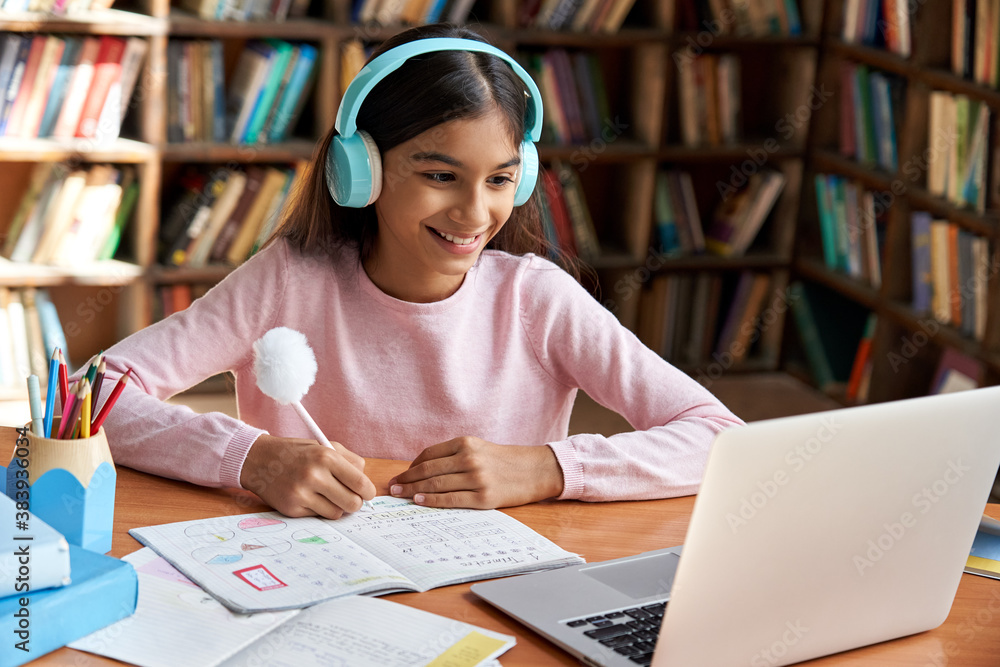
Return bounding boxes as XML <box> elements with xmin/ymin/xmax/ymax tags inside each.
<box><xmin>6</xmin><ymin>430</ymin><xmax>999</xmax><ymax>667</ymax></box>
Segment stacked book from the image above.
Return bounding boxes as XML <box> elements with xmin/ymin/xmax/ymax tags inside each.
<box><xmin>910</xmin><ymin>212</ymin><xmax>989</xmax><ymax>341</ymax></box>
<box><xmin>521</xmin><ymin>0</ymin><xmax>639</xmax><ymax>32</ymax></box>
<box><xmin>158</xmin><ymin>162</ymin><xmax>306</xmax><ymax>268</ymax></box>
<box><xmin>839</xmin><ymin>62</ymin><xmax>902</xmax><ymax>173</ymax></box>
<box><xmin>167</xmin><ymin>38</ymin><xmax>317</xmax><ymax>144</ymax></box>
<box><xmin>705</xmin><ymin>169</ymin><xmax>785</xmax><ymax>257</ymax></box>
<box><xmin>0</xmin><ymin>287</ymin><xmax>66</xmax><ymax>391</ymax></box>
<box><xmin>0</xmin><ymin>35</ymin><xmax>147</xmax><ymax>141</ymax></box>
<box><xmin>3</xmin><ymin>163</ymin><xmax>138</xmax><ymax>265</ymax></box>
<box><xmin>177</xmin><ymin>0</ymin><xmax>311</xmax><ymax>21</ymax></box>
<box><xmin>814</xmin><ymin>173</ymin><xmax>884</xmax><ymax>288</ymax></box>
<box><xmin>927</xmin><ymin>90</ymin><xmax>991</xmax><ymax>213</ymax></box>
<box><xmin>675</xmin><ymin>53</ymin><xmax>741</xmax><ymax>148</ymax></box>
<box><xmin>537</xmin><ymin>160</ymin><xmax>601</xmax><ymax>262</ymax></box>
<box><xmin>522</xmin><ymin>49</ymin><xmax>612</xmax><ymax>147</ymax></box>
<box><xmin>842</xmin><ymin>0</ymin><xmax>911</xmax><ymax>57</ymax></box>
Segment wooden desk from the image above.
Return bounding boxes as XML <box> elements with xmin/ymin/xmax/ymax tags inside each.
<box><xmin>6</xmin><ymin>430</ymin><xmax>999</xmax><ymax>667</ymax></box>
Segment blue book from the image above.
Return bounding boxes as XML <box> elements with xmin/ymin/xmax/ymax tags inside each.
<box><xmin>424</xmin><ymin>0</ymin><xmax>449</xmax><ymax>22</ymax></box>
<box><xmin>869</xmin><ymin>72</ymin><xmax>898</xmax><ymax>172</ymax></box>
<box><xmin>1</xmin><ymin>546</ymin><xmax>137</xmax><ymax>666</ymax></box>
<box><xmin>0</xmin><ymin>36</ymin><xmax>31</xmax><ymax>136</ymax></box>
<box><xmin>783</xmin><ymin>0</ymin><xmax>802</xmax><ymax>35</ymax></box>
<box><xmin>814</xmin><ymin>174</ymin><xmax>838</xmax><ymax>269</ymax></box>
<box><xmin>210</xmin><ymin>40</ymin><xmax>226</xmax><ymax>142</ymax></box>
<box><xmin>0</xmin><ymin>35</ymin><xmax>23</xmax><ymax>128</ymax></box>
<box><xmin>267</xmin><ymin>42</ymin><xmax>317</xmax><ymax>142</ymax></box>
<box><xmin>0</xmin><ymin>494</ymin><xmax>70</xmax><ymax>599</ymax></box>
<box><xmin>910</xmin><ymin>211</ymin><xmax>932</xmax><ymax>315</ymax></box>
<box><xmin>244</xmin><ymin>38</ymin><xmax>294</xmax><ymax>144</ymax></box>
<box><xmin>32</xmin><ymin>289</ymin><xmax>67</xmax><ymax>362</ymax></box>
<box><xmin>37</xmin><ymin>37</ymin><xmax>82</xmax><ymax>138</ymax></box>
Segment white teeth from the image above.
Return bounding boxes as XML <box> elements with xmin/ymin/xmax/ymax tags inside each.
<box><xmin>435</xmin><ymin>229</ymin><xmax>477</xmax><ymax>245</ymax></box>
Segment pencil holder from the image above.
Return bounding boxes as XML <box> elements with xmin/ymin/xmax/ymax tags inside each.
<box><xmin>6</xmin><ymin>420</ymin><xmax>116</xmax><ymax>554</ymax></box>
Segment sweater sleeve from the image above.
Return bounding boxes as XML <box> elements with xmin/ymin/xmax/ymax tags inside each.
<box><xmin>518</xmin><ymin>257</ymin><xmax>745</xmax><ymax>502</ymax></box>
<box><xmin>77</xmin><ymin>241</ymin><xmax>290</xmax><ymax>489</ymax></box>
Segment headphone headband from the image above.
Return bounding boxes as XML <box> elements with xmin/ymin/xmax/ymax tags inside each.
<box><xmin>335</xmin><ymin>37</ymin><xmax>543</xmax><ymax>142</ymax></box>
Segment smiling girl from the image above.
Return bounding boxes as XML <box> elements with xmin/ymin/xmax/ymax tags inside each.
<box><xmin>87</xmin><ymin>24</ymin><xmax>743</xmax><ymax>519</ymax></box>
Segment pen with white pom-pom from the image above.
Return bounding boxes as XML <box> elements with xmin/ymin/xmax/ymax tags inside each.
<box><xmin>253</xmin><ymin>326</ymin><xmax>372</xmax><ymax>510</ymax></box>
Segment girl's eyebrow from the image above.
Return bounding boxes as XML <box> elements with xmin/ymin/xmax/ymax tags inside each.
<box><xmin>410</xmin><ymin>151</ymin><xmax>521</xmax><ymax>170</ymax></box>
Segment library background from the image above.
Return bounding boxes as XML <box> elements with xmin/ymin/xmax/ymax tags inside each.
<box><xmin>0</xmin><ymin>0</ymin><xmax>997</xmax><ymax>446</ymax></box>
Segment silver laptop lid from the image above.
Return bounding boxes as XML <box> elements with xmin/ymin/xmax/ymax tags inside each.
<box><xmin>655</xmin><ymin>386</ymin><xmax>1000</xmax><ymax>666</ymax></box>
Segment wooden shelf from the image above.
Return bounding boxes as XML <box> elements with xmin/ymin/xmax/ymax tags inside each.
<box><xmin>823</xmin><ymin>38</ymin><xmax>913</xmax><ymax>76</ymax></box>
<box><xmin>812</xmin><ymin>149</ymin><xmax>896</xmax><ymax>189</ymax></box>
<box><xmin>538</xmin><ymin>140</ymin><xmax>655</xmax><ymax>162</ymax></box>
<box><xmin>166</xmin><ymin>11</ymin><xmax>331</xmax><ymax>38</ymax></box>
<box><xmin>0</xmin><ymin>8</ymin><xmax>165</xmax><ymax>34</ymax></box>
<box><xmin>659</xmin><ymin>142</ymin><xmax>805</xmax><ymax>162</ymax></box>
<box><xmin>0</xmin><ymin>137</ymin><xmax>157</xmax><ymax>162</ymax></box>
<box><xmin>0</xmin><ymin>259</ymin><xmax>143</xmax><ymax>287</ymax></box>
<box><xmin>147</xmin><ymin>265</ymin><xmax>232</xmax><ymax>284</ymax></box>
<box><xmin>794</xmin><ymin>256</ymin><xmax>881</xmax><ymax>309</ymax></box>
<box><xmin>160</xmin><ymin>140</ymin><xmax>319</xmax><ymax>163</ymax></box>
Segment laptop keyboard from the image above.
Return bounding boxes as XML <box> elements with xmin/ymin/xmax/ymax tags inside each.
<box><xmin>564</xmin><ymin>601</ymin><xmax>666</xmax><ymax>666</ymax></box>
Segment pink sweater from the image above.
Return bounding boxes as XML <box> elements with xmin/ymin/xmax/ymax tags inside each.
<box><xmin>92</xmin><ymin>240</ymin><xmax>743</xmax><ymax>501</ymax></box>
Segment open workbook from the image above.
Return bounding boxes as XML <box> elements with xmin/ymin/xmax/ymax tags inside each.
<box><xmin>71</xmin><ymin>548</ymin><xmax>513</xmax><ymax>667</ymax></box>
<box><xmin>130</xmin><ymin>496</ymin><xmax>584</xmax><ymax>613</ymax></box>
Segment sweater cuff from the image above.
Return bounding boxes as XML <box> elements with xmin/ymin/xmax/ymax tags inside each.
<box><xmin>220</xmin><ymin>425</ymin><xmax>268</xmax><ymax>489</ymax></box>
<box><xmin>547</xmin><ymin>440</ymin><xmax>584</xmax><ymax>500</ymax></box>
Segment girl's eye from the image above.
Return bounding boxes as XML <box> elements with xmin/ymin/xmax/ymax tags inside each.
<box><xmin>489</xmin><ymin>176</ymin><xmax>515</xmax><ymax>187</ymax></box>
<box><xmin>424</xmin><ymin>173</ymin><xmax>454</xmax><ymax>183</ymax></box>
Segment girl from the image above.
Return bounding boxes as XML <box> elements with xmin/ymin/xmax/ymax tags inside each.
<box><xmin>89</xmin><ymin>23</ymin><xmax>743</xmax><ymax>520</ymax></box>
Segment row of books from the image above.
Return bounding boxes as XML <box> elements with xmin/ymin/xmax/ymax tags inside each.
<box><xmin>1</xmin><ymin>0</ymin><xmax>112</xmax><ymax>14</ymax></box>
<box><xmin>910</xmin><ymin>213</ymin><xmax>989</xmax><ymax>341</ymax></box>
<box><xmin>0</xmin><ymin>288</ymin><xmax>66</xmax><ymax>391</ymax></box>
<box><xmin>352</xmin><ymin>0</ymin><xmax>476</xmax><ymax>26</ymax></box>
<box><xmin>167</xmin><ymin>39</ymin><xmax>317</xmax><ymax>145</ymax></box>
<box><xmin>521</xmin><ymin>0</ymin><xmax>638</xmax><ymax>33</ymax></box>
<box><xmin>523</xmin><ymin>49</ymin><xmax>612</xmax><ymax>147</ymax></box>
<box><xmin>839</xmin><ymin>62</ymin><xmax>902</xmax><ymax>173</ymax></box>
<box><xmin>158</xmin><ymin>161</ymin><xmax>306</xmax><ymax>268</ymax></box>
<box><xmin>655</xmin><ymin>168</ymin><xmax>783</xmax><ymax>257</ymax></box>
<box><xmin>952</xmin><ymin>0</ymin><xmax>1000</xmax><ymax>86</ymax></box>
<box><xmin>927</xmin><ymin>90</ymin><xmax>991</xmax><ymax>213</ymax></box>
<box><xmin>814</xmin><ymin>173</ymin><xmax>884</xmax><ymax>288</ymax></box>
<box><xmin>676</xmin><ymin>53</ymin><xmax>741</xmax><ymax>148</ymax></box>
<box><xmin>178</xmin><ymin>0</ymin><xmax>311</xmax><ymax>21</ymax></box>
<box><xmin>676</xmin><ymin>0</ymin><xmax>802</xmax><ymax>36</ymax></box>
<box><xmin>841</xmin><ymin>0</ymin><xmax>911</xmax><ymax>57</ymax></box>
<box><xmin>0</xmin><ymin>35</ymin><xmax>147</xmax><ymax>141</ymax></box>
<box><xmin>537</xmin><ymin>160</ymin><xmax>601</xmax><ymax>261</ymax></box>
<box><xmin>3</xmin><ymin>163</ymin><xmax>137</xmax><ymax>265</ymax></box>
<box><xmin>636</xmin><ymin>270</ymin><xmax>772</xmax><ymax>367</ymax></box>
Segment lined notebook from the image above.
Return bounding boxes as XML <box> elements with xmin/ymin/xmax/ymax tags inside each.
<box><xmin>129</xmin><ymin>495</ymin><xmax>584</xmax><ymax>613</ymax></box>
<box><xmin>71</xmin><ymin>548</ymin><xmax>513</xmax><ymax>667</ymax></box>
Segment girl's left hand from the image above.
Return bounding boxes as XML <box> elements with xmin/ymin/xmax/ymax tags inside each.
<box><xmin>387</xmin><ymin>436</ymin><xmax>564</xmax><ymax>509</ymax></box>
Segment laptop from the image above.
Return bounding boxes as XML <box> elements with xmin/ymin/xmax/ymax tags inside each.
<box><xmin>472</xmin><ymin>386</ymin><xmax>1000</xmax><ymax>666</ymax></box>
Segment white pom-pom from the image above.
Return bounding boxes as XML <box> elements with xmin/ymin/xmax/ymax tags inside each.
<box><xmin>253</xmin><ymin>327</ymin><xmax>318</xmax><ymax>405</ymax></box>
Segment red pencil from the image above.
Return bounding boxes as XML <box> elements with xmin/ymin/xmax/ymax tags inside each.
<box><xmin>56</xmin><ymin>348</ymin><xmax>68</xmax><ymax>408</ymax></box>
<box><xmin>58</xmin><ymin>380</ymin><xmax>87</xmax><ymax>440</ymax></box>
<box><xmin>91</xmin><ymin>370</ymin><xmax>131</xmax><ymax>433</ymax></box>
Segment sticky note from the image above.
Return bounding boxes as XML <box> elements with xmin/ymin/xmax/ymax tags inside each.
<box><xmin>426</xmin><ymin>630</ymin><xmax>508</xmax><ymax>667</ymax></box>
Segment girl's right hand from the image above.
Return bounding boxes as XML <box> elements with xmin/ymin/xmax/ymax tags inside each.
<box><xmin>239</xmin><ymin>434</ymin><xmax>376</xmax><ymax>519</ymax></box>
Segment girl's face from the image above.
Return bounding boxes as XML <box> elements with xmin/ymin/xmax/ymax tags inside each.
<box><xmin>367</xmin><ymin>107</ymin><xmax>521</xmax><ymax>303</ymax></box>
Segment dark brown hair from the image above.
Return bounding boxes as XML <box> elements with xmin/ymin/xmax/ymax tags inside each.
<box><xmin>269</xmin><ymin>23</ymin><xmax>579</xmax><ymax>279</ymax></box>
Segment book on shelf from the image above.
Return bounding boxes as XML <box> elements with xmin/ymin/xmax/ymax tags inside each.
<box><xmin>843</xmin><ymin>0</ymin><xmax>911</xmax><ymax>56</ymax></box>
<box><xmin>516</xmin><ymin>0</ymin><xmax>640</xmax><ymax>33</ymax></box>
<box><xmin>814</xmin><ymin>174</ymin><xmax>884</xmax><ymax>288</ymax></box>
<box><xmin>676</xmin><ymin>53</ymin><xmax>741</xmax><ymax>148</ymax></box>
<box><xmin>178</xmin><ymin>0</ymin><xmax>308</xmax><ymax>22</ymax></box>
<box><xmin>0</xmin><ymin>287</ymin><xmax>66</xmax><ymax>390</ymax></box>
<box><xmin>677</xmin><ymin>0</ymin><xmax>800</xmax><ymax>35</ymax></box>
<box><xmin>714</xmin><ymin>271</ymin><xmax>770</xmax><ymax>365</ymax></box>
<box><xmin>952</xmin><ymin>0</ymin><xmax>1000</xmax><ymax>85</ymax></box>
<box><xmin>706</xmin><ymin>169</ymin><xmax>785</xmax><ymax>257</ymax></box>
<box><xmin>787</xmin><ymin>281</ymin><xmax>838</xmax><ymax>393</ymax></box>
<box><xmin>552</xmin><ymin>159</ymin><xmax>600</xmax><ymax>261</ymax></box>
<box><xmin>928</xmin><ymin>90</ymin><xmax>991</xmax><ymax>212</ymax></box>
<box><xmin>657</xmin><ymin>170</ymin><xmax>704</xmax><ymax>255</ymax></box>
<box><xmin>845</xmin><ymin>312</ymin><xmax>877</xmax><ymax>403</ymax></box>
<box><xmin>839</xmin><ymin>62</ymin><xmax>901</xmax><ymax>172</ymax></box>
<box><xmin>130</xmin><ymin>496</ymin><xmax>584</xmax><ymax>614</ymax></box>
<box><xmin>521</xmin><ymin>48</ymin><xmax>612</xmax><ymax>147</ymax></box>
<box><xmin>931</xmin><ymin>346</ymin><xmax>983</xmax><ymax>394</ymax></box>
<box><xmin>538</xmin><ymin>166</ymin><xmax>578</xmax><ymax>257</ymax></box>
<box><xmin>3</xmin><ymin>163</ymin><xmax>136</xmax><ymax>266</ymax></box>
<box><xmin>923</xmin><ymin>217</ymin><xmax>989</xmax><ymax>340</ymax></box>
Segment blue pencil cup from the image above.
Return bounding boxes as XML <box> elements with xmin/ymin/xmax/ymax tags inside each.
<box><xmin>6</xmin><ymin>422</ymin><xmax>116</xmax><ymax>554</ymax></box>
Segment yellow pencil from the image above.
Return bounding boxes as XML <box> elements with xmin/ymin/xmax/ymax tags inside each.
<box><xmin>80</xmin><ymin>380</ymin><xmax>91</xmax><ymax>439</ymax></box>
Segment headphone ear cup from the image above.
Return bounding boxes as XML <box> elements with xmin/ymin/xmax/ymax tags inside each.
<box><xmin>326</xmin><ymin>130</ymin><xmax>382</xmax><ymax>208</ymax></box>
<box><xmin>513</xmin><ymin>140</ymin><xmax>539</xmax><ymax>207</ymax></box>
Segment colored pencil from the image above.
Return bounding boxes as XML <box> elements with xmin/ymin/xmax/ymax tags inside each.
<box><xmin>56</xmin><ymin>348</ymin><xmax>68</xmax><ymax>407</ymax></box>
<box><xmin>91</xmin><ymin>370</ymin><xmax>130</xmax><ymax>433</ymax></box>
<box><xmin>27</xmin><ymin>374</ymin><xmax>43</xmax><ymax>436</ymax></box>
<box><xmin>80</xmin><ymin>381</ymin><xmax>91</xmax><ymax>439</ymax></box>
<box><xmin>85</xmin><ymin>352</ymin><xmax>102</xmax><ymax>387</ymax></box>
<box><xmin>43</xmin><ymin>350</ymin><xmax>59</xmax><ymax>437</ymax></box>
<box><xmin>56</xmin><ymin>382</ymin><xmax>80</xmax><ymax>440</ymax></box>
<box><xmin>92</xmin><ymin>358</ymin><xmax>107</xmax><ymax>410</ymax></box>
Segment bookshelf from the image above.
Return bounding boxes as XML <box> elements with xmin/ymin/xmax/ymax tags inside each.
<box><xmin>0</xmin><ymin>0</ymin><xmax>824</xmax><ymax>398</ymax></box>
<box><xmin>793</xmin><ymin>0</ymin><xmax>1000</xmax><ymax>403</ymax></box>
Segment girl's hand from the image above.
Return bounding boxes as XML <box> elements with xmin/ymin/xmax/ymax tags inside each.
<box><xmin>240</xmin><ymin>434</ymin><xmax>376</xmax><ymax>519</ymax></box>
<box><xmin>387</xmin><ymin>437</ymin><xmax>564</xmax><ymax>509</ymax></box>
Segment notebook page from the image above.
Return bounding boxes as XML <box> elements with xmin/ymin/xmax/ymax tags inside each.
<box><xmin>69</xmin><ymin>548</ymin><xmax>299</xmax><ymax>667</ymax></box>
<box><xmin>335</xmin><ymin>496</ymin><xmax>584</xmax><ymax>591</ymax></box>
<box><xmin>221</xmin><ymin>595</ymin><xmax>514</xmax><ymax>667</ymax></box>
<box><xmin>130</xmin><ymin>512</ymin><xmax>414</xmax><ymax>613</ymax></box>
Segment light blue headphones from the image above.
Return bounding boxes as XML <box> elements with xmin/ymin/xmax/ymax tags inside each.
<box><xmin>325</xmin><ymin>37</ymin><xmax>543</xmax><ymax>208</ymax></box>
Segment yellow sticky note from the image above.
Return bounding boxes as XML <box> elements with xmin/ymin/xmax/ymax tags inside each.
<box><xmin>967</xmin><ymin>555</ymin><xmax>1000</xmax><ymax>575</ymax></box>
<box><xmin>425</xmin><ymin>630</ymin><xmax>507</xmax><ymax>667</ymax></box>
